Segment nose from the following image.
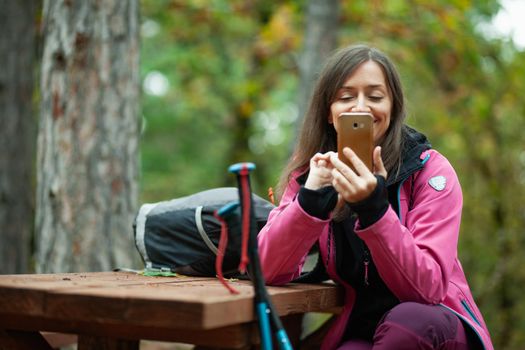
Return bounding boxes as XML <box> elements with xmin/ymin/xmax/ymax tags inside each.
<box><xmin>350</xmin><ymin>95</ymin><xmax>371</xmax><ymax>112</ymax></box>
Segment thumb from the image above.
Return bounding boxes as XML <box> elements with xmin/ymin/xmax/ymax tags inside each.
<box><xmin>373</xmin><ymin>146</ymin><xmax>387</xmax><ymax>179</ymax></box>
<box><xmin>335</xmin><ymin>194</ymin><xmax>345</xmax><ymax>210</ymax></box>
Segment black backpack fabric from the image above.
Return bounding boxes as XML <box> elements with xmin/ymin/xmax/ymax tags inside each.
<box><xmin>133</xmin><ymin>187</ymin><xmax>275</xmax><ymax>277</ymax></box>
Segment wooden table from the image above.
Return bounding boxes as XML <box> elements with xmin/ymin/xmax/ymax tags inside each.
<box><xmin>0</xmin><ymin>271</ymin><xmax>343</xmax><ymax>349</ymax></box>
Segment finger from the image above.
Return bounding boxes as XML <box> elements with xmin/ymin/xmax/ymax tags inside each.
<box><xmin>343</xmin><ymin>147</ymin><xmax>372</xmax><ymax>177</ymax></box>
<box><xmin>331</xmin><ymin>170</ymin><xmax>357</xmax><ymax>201</ymax></box>
<box><xmin>323</xmin><ymin>152</ymin><xmax>337</xmax><ymax>169</ymax></box>
<box><xmin>317</xmin><ymin>152</ymin><xmax>335</xmax><ymax>165</ymax></box>
<box><xmin>373</xmin><ymin>146</ymin><xmax>387</xmax><ymax>178</ymax></box>
<box><xmin>311</xmin><ymin>152</ymin><xmax>324</xmax><ymax>161</ymax></box>
<box><xmin>330</xmin><ymin>152</ymin><xmax>359</xmax><ymax>183</ymax></box>
<box><xmin>331</xmin><ymin>169</ymin><xmax>349</xmax><ymax>194</ymax></box>
<box><xmin>336</xmin><ymin>193</ymin><xmax>345</xmax><ymax>210</ymax></box>
<box><xmin>312</xmin><ymin>152</ymin><xmax>333</xmax><ymax>166</ymax></box>
<box><xmin>332</xmin><ymin>168</ymin><xmax>377</xmax><ymax>203</ymax></box>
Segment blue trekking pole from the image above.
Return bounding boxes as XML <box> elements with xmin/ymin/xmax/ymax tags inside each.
<box><xmin>229</xmin><ymin>162</ymin><xmax>293</xmax><ymax>350</ymax></box>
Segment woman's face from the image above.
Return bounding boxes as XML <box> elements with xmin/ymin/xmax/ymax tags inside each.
<box><xmin>329</xmin><ymin>60</ymin><xmax>393</xmax><ymax>144</ymax></box>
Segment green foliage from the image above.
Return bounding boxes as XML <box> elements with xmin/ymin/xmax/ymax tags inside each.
<box><xmin>140</xmin><ymin>0</ymin><xmax>301</xmax><ymax>201</ymax></box>
<box><xmin>140</xmin><ymin>1</ymin><xmax>525</xmax><ymax>348</ymax></box>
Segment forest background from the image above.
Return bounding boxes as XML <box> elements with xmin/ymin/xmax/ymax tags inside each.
<box><xmin>1</xmin><ymin>0</ymin><xmax>524</xmax><ymax>349</ymax></box>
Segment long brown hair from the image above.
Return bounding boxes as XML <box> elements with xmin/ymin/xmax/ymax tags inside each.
<box><xmin>277</xmin><ymin>44</ymin><xmax>407</xmax><ymax>197</ymax></box>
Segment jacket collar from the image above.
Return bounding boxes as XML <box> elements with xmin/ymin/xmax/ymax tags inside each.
<box><xmin>386</xmin><ymin>126</ymin><xmax>431</xmax><ymax>186</ymax></box>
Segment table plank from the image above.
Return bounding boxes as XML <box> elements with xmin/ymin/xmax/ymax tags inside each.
<box><xmin>0</xmin><ymin>272</ymin><xmax>343</xmax><ymax>330</ymax></box>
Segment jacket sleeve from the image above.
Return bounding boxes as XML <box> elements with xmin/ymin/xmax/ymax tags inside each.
<box><xmin>356</xmin><ymin>150</ymin><xmax>462</xmax><ymax>304</ymax></box>
<box><xmin>257</xmin><ymin>173</ymin><xmax>330</xmax><ymax>285</ymax></box>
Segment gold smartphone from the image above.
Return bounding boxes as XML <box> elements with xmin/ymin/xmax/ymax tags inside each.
<box><xmin>337</xmin><ymin>112</ymin><xmax>374</xmax><ymax>173</ymax></box>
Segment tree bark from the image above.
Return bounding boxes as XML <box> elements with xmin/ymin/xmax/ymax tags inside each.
<box><xmin>0</xmin><ymin>0</ymin><xmax>38</xmax><ymax>274</ymax></box>
<box><xmin>36</xmin><ymin>0</ymin><xmax>141</xmax><ymax>272</ymax></box>
<box><xmin>295</xmin><ymin>0</ymin><xmax>339</xmax><ymax>138</ymax></box>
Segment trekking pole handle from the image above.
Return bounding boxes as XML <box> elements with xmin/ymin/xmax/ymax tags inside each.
<box><xmin>228</xmin><ymin>162</ymin><xmax>256</xmax><ymax>175</ymax></box>
<box><xmin>217</xmin><ymin>201</ymin><xmax>239</xmax><ymax>218</ymax></box>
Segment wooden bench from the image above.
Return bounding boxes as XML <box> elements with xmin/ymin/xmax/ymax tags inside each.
<box><xmin>0</xmin><ymin>271</ymin><xmax>343</xmax><ymax>349</ymax></box>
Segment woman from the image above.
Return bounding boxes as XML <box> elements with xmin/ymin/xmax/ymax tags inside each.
<box><xmin>257</xmin><ymin>44</ymin><xmax>493</xmax><ymax>349</ymax></box>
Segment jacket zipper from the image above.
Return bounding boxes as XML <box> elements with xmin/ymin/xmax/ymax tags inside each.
<box><xmin>461</xmin><ymin>299</ymin><xmax>482</xmax><ymax>327</ymax></box>
<box><xmin>326</xmin><ymin>223</ymin><xmax>332</xmax><ymax>267</ymax></box>
<box><xmin>363</xmin><ymin>248</ymin><xmax>370</xmax><ymax>287</ymax></box>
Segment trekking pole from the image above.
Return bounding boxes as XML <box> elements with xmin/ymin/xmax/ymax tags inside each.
<box><xmin>229</xmin><ymin>162</ymin><xmax>293</xmax><ymax>350</ymax></box>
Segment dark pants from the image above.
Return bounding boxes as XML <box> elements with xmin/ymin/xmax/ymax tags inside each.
<box><xmin>337</xmin><ymin>302</ymin><xmax>474</xmax><ymax>349</ymax></box>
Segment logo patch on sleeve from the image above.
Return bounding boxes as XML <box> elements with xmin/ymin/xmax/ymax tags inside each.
<box><xmin>428</xmin><ymin>176</ymin><xmax>447</xmax><ymax>191</ymax></box>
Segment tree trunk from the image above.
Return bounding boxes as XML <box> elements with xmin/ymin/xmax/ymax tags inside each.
<box><xmin>295</xmin><ymin>0</ymin><xmax>339</xmax><ymax>139</ymax></box>
<box><xmin>0</xmin><ymin>0</ymin><xmax>38</xmax><ymax>274</ymax></box>
<box><xmin>36</xmin><ymin>0</ymin><xmax>141</xmax><ymax>273</ymax></box>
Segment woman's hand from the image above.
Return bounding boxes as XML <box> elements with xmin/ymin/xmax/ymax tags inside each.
<box><xmin>330</xmin><ymin>146</ymin><xmax>387</xmax><ymax>203</ymax></box>
<box><xmin>304</xmin><ymin>152</ymin><xmax>336</xmax><ymax>190</ymax></box>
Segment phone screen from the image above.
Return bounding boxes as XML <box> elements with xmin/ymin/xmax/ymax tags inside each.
<box><xmin>337</xmin><ymin>112</ymin><xmax>374</xmax><ymax>172</ymax></box>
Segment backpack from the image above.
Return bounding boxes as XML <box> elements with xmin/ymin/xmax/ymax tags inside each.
<box><xmin>133</xmin><ymin>187</ymin><xmax>275</xmax><ymax>277</ymax></box>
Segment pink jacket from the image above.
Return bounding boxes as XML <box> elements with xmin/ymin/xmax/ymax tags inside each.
<box><xmin>258</xmin><ymin>149</ymin><xmax>493</xmax><ymax>350</ymax></box>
